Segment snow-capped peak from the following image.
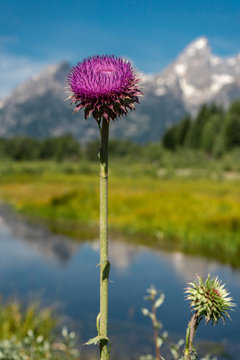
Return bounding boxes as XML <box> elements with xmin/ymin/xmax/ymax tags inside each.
<box><xmin>0</xmin><ymin>37</ymin><xmax>240</xmax><ymax>143</ymax></box>
<box><xmin>191</xmin><ymin>37</ymin><xmax>208</xmax><ymax>50</ymax></box>
<box><xmin>182</xmin><ymin>37</ymin><xmax>210</xmax><ymax>58</ymax></box>
<box><xmin>5</xmin><ymin>62</ymin><xmax>70</xmax><ymax>105</ymax></box>
<box><xmin>149</xmin><ymin>36</ymin><xmax>240</xmax><ymax>112</ymax></box>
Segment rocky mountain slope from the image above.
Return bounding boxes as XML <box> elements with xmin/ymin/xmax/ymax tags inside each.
<box><xmin>0</xmin><ymin>37</ymin><xmax>239</xmax><ymax>142</ymax></box>
<box><xmin>149</xmin><ymin>37</ymin><xmax>240</xmax><ymax>113</ymax></box>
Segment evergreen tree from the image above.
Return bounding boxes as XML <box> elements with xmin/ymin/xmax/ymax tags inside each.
<box><xmin>186</xmin><ymin>105</ymin><xmax>211</xmax><ymax>148</ymax></box>
<box><xmin>175</xmin><ymin>115</ymin><xmax>191</xmax><ymax>146</ymax></box>
<box><xmin>200</xmin><ymin>114</ymin><xmax>224</xmax><ymax>153</ymax></box>
<box><xmin>4</xmin><ymin>136</ymin><xmax>41</xmax><ymax>160</ymax></box>
<box><xmin>228</xmin><ymin>100</ymin><xmax>240</xmax><ymax>117</ymax></box>
<box><xmin>40</xmin><ymin>135</ymin><xmax>81</xmax><ymax>160</ymax></box>
<box><xmin>108</xmin><ymin>139</ymin><xmax>141</xmax><ymax>158</ymax></box>
<box><xmin>223</xmin><ymin>114</ymin><xmax>240</xmax><ymax>150</ymax></box>
<box><xmin>162</xmin><ymin>126</ymin><xmax>177</xmax><ymax>150</ymax></box>
<box><xmin>185</xmin><ymin>104</ymin><xmax>223</xmax><ymax>149</ymax></box>
<box><xmin>85</xmin><ymin>140</ymin><xmax>100</xmax><ymax>161</ymax></box>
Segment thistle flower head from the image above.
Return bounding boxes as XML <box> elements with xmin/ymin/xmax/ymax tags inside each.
<box><xmin>67</xmin><ymin>55</ymin><xmax>142</xmax><ymax>122</ymax></box>
<box><xmin>185</xmin><ymin>275</ymin><xmax>235</xmax><ymax>325</ymax></box>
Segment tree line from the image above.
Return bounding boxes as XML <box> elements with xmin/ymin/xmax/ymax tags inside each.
<box><xmin>162</xmin><ymin>100</ymin><xmax>240</xmax><ymax>155</ymax></box>
<box><xmin>0</xmin><ymin>134</ymin><xmax>81</xmax><ymax>161</ymax></box>
<box><xmin>0</xmin><ymin>100</ymin><xmax>239</xmax><ymax>161</ymax></box>
<box><xmin>0</xmin><ymin>134</ymin><xmax>142</xmax><ymax>161</ymax></box>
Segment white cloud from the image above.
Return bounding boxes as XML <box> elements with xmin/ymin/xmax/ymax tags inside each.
<box><xmin>0</xmin><ymin>51</ymin><xmax>46</xmax><ymax>98</ymax></box>
<box><xmin>0</xmin><ymin>35</ymin><xmax>47</xmax><ymax>98</ymax></box>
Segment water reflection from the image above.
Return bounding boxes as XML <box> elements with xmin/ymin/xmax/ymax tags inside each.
<box><xmin>0</xmin><ymin>208</ymin><xmax>239</xmax><ymax>359</ymax></box>
<box><xmin>91</xmin><ymin>240</ymin><xmax>142</xmax><ymax>271</ymax></box>
<box><xmin>161</xmin><ymin>251</ymin><xmax>220</xmax><ymax>282</ymax></box>
<box><xmin>0</xmin><ymin>207</ymin><xmax>229</xmax><ymax>280</ymax></box>
<box><xmin>1</xmin><ymin>208</ymin><xmax>79</xmax><ymax>263</ymax></box>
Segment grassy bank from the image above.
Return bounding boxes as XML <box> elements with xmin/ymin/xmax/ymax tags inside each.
<box><xmin>0</xmin><ymin>300</ymin><xmax>56</xmax><ymax>340</ymax></box>
<box><xmin>0</xmin><ymin>160</ymin><xmax>239</xmax><ymax>266</ymax></box>
<box><xmin>0</xmin><ymin>299</ymin><xmax>80</xmax><ymax>359</ymax></box>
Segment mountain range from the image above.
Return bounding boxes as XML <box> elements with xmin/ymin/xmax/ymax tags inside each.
<box><xmin>0</xmin><ymin>37</ymin><xmax>240</xmax><ymax>143</ymax></box>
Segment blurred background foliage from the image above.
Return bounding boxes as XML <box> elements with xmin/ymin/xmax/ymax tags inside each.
<box><xmin>0</xmin><ymin>100</ymin><xmax>239</xmax><ymax>165</ymax></box>
<box><xmin>162</xmin><ymin>101</ymin><xmax>240</xmax><ymax>155</ymax></box>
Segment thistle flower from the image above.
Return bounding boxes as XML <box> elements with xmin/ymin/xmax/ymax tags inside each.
<box><xmin>185</xmin><ymin>275</ymin><xmax>235</xmax><ymax>325</ymax></box>
<box><xmin>67</xmin><ymin>55</ymin><xmax>142</xmax><ymax>122</ymax></box>
<box><xmin>67</xmin><ymin>56</ymin><xmax>143</xmax><ymax>360</ymax></box>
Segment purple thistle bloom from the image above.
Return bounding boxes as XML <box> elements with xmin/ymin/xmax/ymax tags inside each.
<box><xmin>67</xmin><ymin>55</ymin><xmax>142</xmax><ymax>122</ymax></box>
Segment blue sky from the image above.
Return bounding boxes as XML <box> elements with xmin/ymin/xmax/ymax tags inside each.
<box><xmin>0</xmin><ymin>0</ymin><xmax>240</xmax><ymax>97</ymax></box>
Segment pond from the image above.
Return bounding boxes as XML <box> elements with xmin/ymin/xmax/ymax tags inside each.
<box><xmin>0</xmin><ymin>208</ymin><xmax>239</xmax><ymax>359</ymax></box>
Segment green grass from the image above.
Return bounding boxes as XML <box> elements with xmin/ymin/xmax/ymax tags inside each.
<box><xmin>0</xmin><ymin>160</ymin><xmax>239</xmax><ymax>266</ymax></box>
<box><xmin>0</xmin><ymin>299</ymin><xmax>80</xmax><ymax>360</ymax></box>
<box><xmin>0</xmin><ymin>299</ymin><xmax>56</xmax><ymax>340</ymax></box>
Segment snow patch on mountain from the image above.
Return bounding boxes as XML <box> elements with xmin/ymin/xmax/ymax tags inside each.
<box><xmin>174</xmin><ymin>63</ymin><xmax>187</xmax><ymax>76</ymax></box>
<box><xmin>6</xmin><ymin>62</ymin><xmax>70</xmax><ymax>105</ymax></box>
<box><xmin>211</xmin><ymin>74</ymin><xmax>234</xmax><ymax>93</ymax></box>
<box><xmin>155</xmin><ymin>87</ymin><xmax>167</xmax><ymax>96</ymax></box>
<box><xmin>210</xmin><ymin>56</ymin><xmax>222</xmax><ymax>65</ymax></box>
<box><xmin>192</xmin><ymin>37</ymin><xmax>208</xmax><ymax>50</ymax></box>
<box><xmin>147</xmin><ymin>37</ymin><xmax>240</xmax><ymax>112</ymax></box>
<box><xmin>227</xmin><ymin>58</ymin><xmax>237</xmax><ymax>66</ymax></box>
<box><xmin>179</xmin><ymin>78</ymin><xmax>198</xmax><ymax>98</ymax></box>
<box><xmin>184</xmin><ymin>37</ymin><xmax>209</xmax><ymax>57</ymax></box>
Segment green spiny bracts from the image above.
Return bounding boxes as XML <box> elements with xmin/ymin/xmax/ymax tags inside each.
<box><xmin>185</xmin><ymin>274</ymin><xmax>235</xmax><ymax>325</ymax></box>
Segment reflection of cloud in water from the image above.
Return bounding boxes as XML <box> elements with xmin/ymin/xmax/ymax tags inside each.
<box><xmin>0</xmin><ymin>206</ymin><xmax>140</xmax><ymax>269</ymax></box>
<box><xmin>91</xmin><ymin>239</ymin><xmax>140</xmax><ymax>271</ymax></box>
<box><xmin>91</xmin><ymin>239</ymin><xmax>223</xmax><ymax>280</ymax></box>
<box><xmin>0</xmin><ymin>208</ymin><xmax>80</xmax><ymax>264</ymax></box>
<box><xmin>92</xmin><ymin>237</ymin><xmax>236</xmax><ymax>284</ymax></box>
<box><xmin>162</xmin><ymin>251</ymin><xmax>219</xmax><ymax>282</ymax></box>
<box><xmin>1</xmin><ymin>206</ymin><xmax>239</xmax><ymax>287</ymax></box>
<box><xmin>0</xmin><ymin>207</ymin><xmax>141</xmax><ymax>270</ymax></box>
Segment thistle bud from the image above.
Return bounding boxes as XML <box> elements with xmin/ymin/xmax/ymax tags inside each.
<box><xmin>185</xmin><ymin>275</ymin><xmax>235</xmax><ymax>325</ymax></box>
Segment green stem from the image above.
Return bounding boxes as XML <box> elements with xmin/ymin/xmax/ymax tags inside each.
<box><xmin>151</xmin><ymin>301</ymin><xmax>161</xmax><ymax>360</ymax></box>
<box><xmin>184</xmin><ymin>312</ymin><xmax>199</xmax><ymax>360</ymax></box>
<box><xmin>99</xmin><ymin>118</ymin><xmax>110</xmax><ymax>360</ymax></box>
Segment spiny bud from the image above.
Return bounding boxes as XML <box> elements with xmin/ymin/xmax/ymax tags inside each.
<box><xmin>185</xmin><ymin>275</ymin><xmax>235</xmax><ymax>325</ymax></box>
